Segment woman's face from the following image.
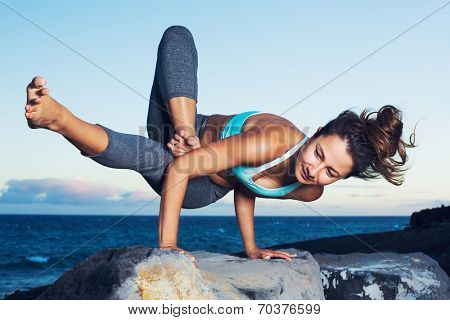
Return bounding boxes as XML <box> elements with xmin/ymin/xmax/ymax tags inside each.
<box><xmin>295</xmin><ymin>133</ymin><xmax>354</xmax><ymax>186</ymax></box>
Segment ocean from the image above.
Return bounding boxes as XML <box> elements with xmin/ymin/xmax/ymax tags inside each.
<box><xmin>0</xmin><ymin>214</ymin><xmax>409</xmax><ymax>298</ymax></box>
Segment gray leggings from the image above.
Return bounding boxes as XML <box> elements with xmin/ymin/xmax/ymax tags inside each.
<box><xmin>81</xmin><ymin>26</ymin><xmax>233</xmax><ymax>209</ymax></box>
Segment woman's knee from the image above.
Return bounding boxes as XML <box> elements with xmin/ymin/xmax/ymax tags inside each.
<box><xmin>163</xmin><ymin>25</ymin><xmax>193</xmax><ymax>40</ymax></box>
<box><xmin>159</xmin><ymin>25</ymin><xmax>196</xmax><ymax>53</ymax></box>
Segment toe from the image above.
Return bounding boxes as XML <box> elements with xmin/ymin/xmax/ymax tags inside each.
<box><xmin>37</xmin><ymin>88</ymin><xmax>49</xmax><ymax>96</ymax></box>
<box><xmin>33</xmin><ymin>76</ymin><xmax>46</xmax><ymax>88</ymax></box>
<box><xmin>29</xmin><ymin>97</ymin><xmax>41</xmax><ymax>105</ymax></box>
<box><xmin>25</xmin><ymin>105</ymin><xmax>37</xmax><ymax>113</ymax></box>
<box><xmin>25</xmin><ymin>112</ymin><xmax>36</xmax><ymax>120</ymax></box>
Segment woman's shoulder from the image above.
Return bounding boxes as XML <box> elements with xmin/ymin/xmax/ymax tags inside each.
<box><xmin>246</xmin><ymin>112</ymin><xmax>298</xmax><ymax>129</ymax></box>
<box><xmin>244</xmin><ymin>112</ymin><xmax>306</xmax><ymax>144</ymax></box>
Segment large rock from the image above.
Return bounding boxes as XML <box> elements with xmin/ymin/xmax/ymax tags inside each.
<box><xmin>314</xmin><ymin>252</ymin><xmax>449</xmax><ymax>300</ymax></box>
<box><xmin>410</xmin><ymin>205</ymin><xmax>450</xmax><ymax>229</ymax></box>
<box><xmin>30</xmin><ymin>246</ymin><xmax>324</xmax><ymax>300</ymax></box>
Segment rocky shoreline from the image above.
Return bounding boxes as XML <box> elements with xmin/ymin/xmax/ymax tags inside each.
<box><xmin>4</xmin><ymin>205</ymin><xmax>450</xmax><ymax>300</ymax></box>
<box><xmin>267</xmin><ymin>205</ymin><xmax>450</xmax><ymax>276</ymax></box>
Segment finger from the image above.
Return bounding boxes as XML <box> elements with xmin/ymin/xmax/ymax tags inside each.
<box><xmin>261</xmin><ymin>250</ymin><xmax>291</xmax><ymax>261</ymax></box>
<box><xmin>174</xmin><ymin>144</ymin><xmax>187</xmax><ymax>153</ymax></box>
<box><xmin>170</xmin><ymin>138</ymin><xmax>178</xmax><ymax>145</ymax></box>
<box><xmin>167</xmin><ymin>143</ymin><xmax>178</xmax><ymax>154</ymax></box>
<box><xmin>272</xmin><ymin>252</ymin><xmax>293</xmax><ymax>261</ymax></box>
<box><xmin>178</xmin><ymin>129</ymin><xmax>186</xmax><ymax>138</ymax></box>
<box><xmin>174</xmin><ymin>133</ymin><xmax>183</xmax><ymax>142</ymax></box>
<box><xmin>173</xmin><ymin>138</ymin><xmax>187</xmax><ymax>148</ymax></box>
<box><xmin>187</xmin><ymin>136</ymin><xmax>196</xmax><ymax>146</ymax></box>
<box><xmin>273</xmin><ymin>250</ymin><xmax>296</xmax><ymax>258</ymax></box>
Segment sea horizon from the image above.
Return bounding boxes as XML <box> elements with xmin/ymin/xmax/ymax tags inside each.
<box><xmin>0</xmin><ymin>213</ymin><xmax>411</xmax><ymax>217</ymax></box>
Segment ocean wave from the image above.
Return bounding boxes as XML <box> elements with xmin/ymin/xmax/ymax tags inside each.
<box><xmin>0</xmin><ymin>256</ymin><xmax>50</xmax><ymax>270</ymax></box>
<box><xmin>26</xmin><ymin>256</ymin><xmax>49</xmax><ymax>263</ymax></box>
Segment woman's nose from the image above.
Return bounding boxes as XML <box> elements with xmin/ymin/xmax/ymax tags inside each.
<box><xmin>309</xmin><ymin>164</ymin><xmax>323</xmax><ymax>179</ymax></box>
<box><xmin>308</xmin><ymin>166</ymin><xmax>318</xmax><ymax>179</ymax></box>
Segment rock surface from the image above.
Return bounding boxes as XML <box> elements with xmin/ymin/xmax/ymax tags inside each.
<box><xmin>314</xmin><ymin>252</ymin><xmax>449</xmax><ymax>300</ymax></box>
<box><xmin>17</xmin><ymin>246</ymin><xmax>325</xmax><ymax>300</ymax></box>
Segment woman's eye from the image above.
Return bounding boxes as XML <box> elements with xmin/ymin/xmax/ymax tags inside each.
<box><xmin>327</xmin><ymin>170</ymin><xmax>333</xmax><ymax>178</ymax></box>
<box><xmin>314</xmin><ymin>149</ymin><xmax>319</xmax><ymax>159</ymax></box>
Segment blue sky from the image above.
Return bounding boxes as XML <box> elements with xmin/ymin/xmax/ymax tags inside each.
<box><xmin>1</xmin><ymin>0</ymin><xmax>449</xmax><ymax>216</ymax></box>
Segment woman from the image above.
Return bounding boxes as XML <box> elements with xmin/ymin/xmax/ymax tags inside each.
<box><xmin>24</xmin><ymin>26</ymin><xmax>415</xmax><ymax>264</ymax></box>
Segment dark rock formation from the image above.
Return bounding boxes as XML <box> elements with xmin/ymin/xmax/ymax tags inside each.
<box><xmin>3</xmin><ymin>285</ymin><xmax>50</xmax><ymax>300</ymax></box>
<box><xmin>410</xmin><ymin>205</ymin><xmax>450</xmax><ymax>229</ymax></box>
<box><xmin>314</xmin><ymin>252</ymin><xmax>449</xmax><ymax>300</ymax></box>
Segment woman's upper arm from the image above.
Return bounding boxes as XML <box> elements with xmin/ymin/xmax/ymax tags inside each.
<box><xmin>170</xmin><ymin>127</ymin><xmax>286</xmax><ymax>178</ymax></box>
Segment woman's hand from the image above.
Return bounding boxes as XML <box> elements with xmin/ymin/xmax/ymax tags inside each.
<box><xmin>166</xmin><ymin>130</ymin><xmax>201</xmax><ymax>157</ymax></box>
<box><xmin>247</xmin><ymin>248</ymin><xmax>297</xmax><ymax>262</ymax></box>
<box><xmin>159</xmin><ymin>244</ymin><xmax>198</xmax><ymax>267</ymax></box>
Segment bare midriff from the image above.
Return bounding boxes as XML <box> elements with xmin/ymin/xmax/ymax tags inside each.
<box><xmin>198</xmin><ymin>113</ymin><xmax>303</xmax><ymax>192</ymax></box>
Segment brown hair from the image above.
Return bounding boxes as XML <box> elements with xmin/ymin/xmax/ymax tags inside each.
<box><xmin>317</xmin><ymin>105</ymin><xmax>417</xmax><ymax>185</ymax></box>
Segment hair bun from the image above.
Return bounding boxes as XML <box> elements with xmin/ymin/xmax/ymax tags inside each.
<box><xmin>360</xmin><ymin>105</ymin><xmax>416</xmax><ymax>185</ymax></box>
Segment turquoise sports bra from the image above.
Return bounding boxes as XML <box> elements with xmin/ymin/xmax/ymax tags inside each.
<box><xmin>219</xmin><ymin>110</ymin><xmax>309</xmax><ymax>197</ymax></box>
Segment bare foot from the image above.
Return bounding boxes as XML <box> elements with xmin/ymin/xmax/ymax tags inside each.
<box><xmin>166</xmin><ymin>130</ymin><xmax>201</xmax><ymax>157</ymax></box>
<box><xmin>24</xmin><ymin>76</ymin><xmax>68</xmax><ymax>132</ymax></box>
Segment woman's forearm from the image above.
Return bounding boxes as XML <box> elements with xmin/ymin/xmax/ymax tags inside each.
<box><xmin>158</xmin><ymin>161</ymin><xmax>190</xmax><ymax>247</ymax></box>
<box><xmin>234</xmin><ymin>187</ymin><xmax>257</xmax><ymax>254</ymax></box>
